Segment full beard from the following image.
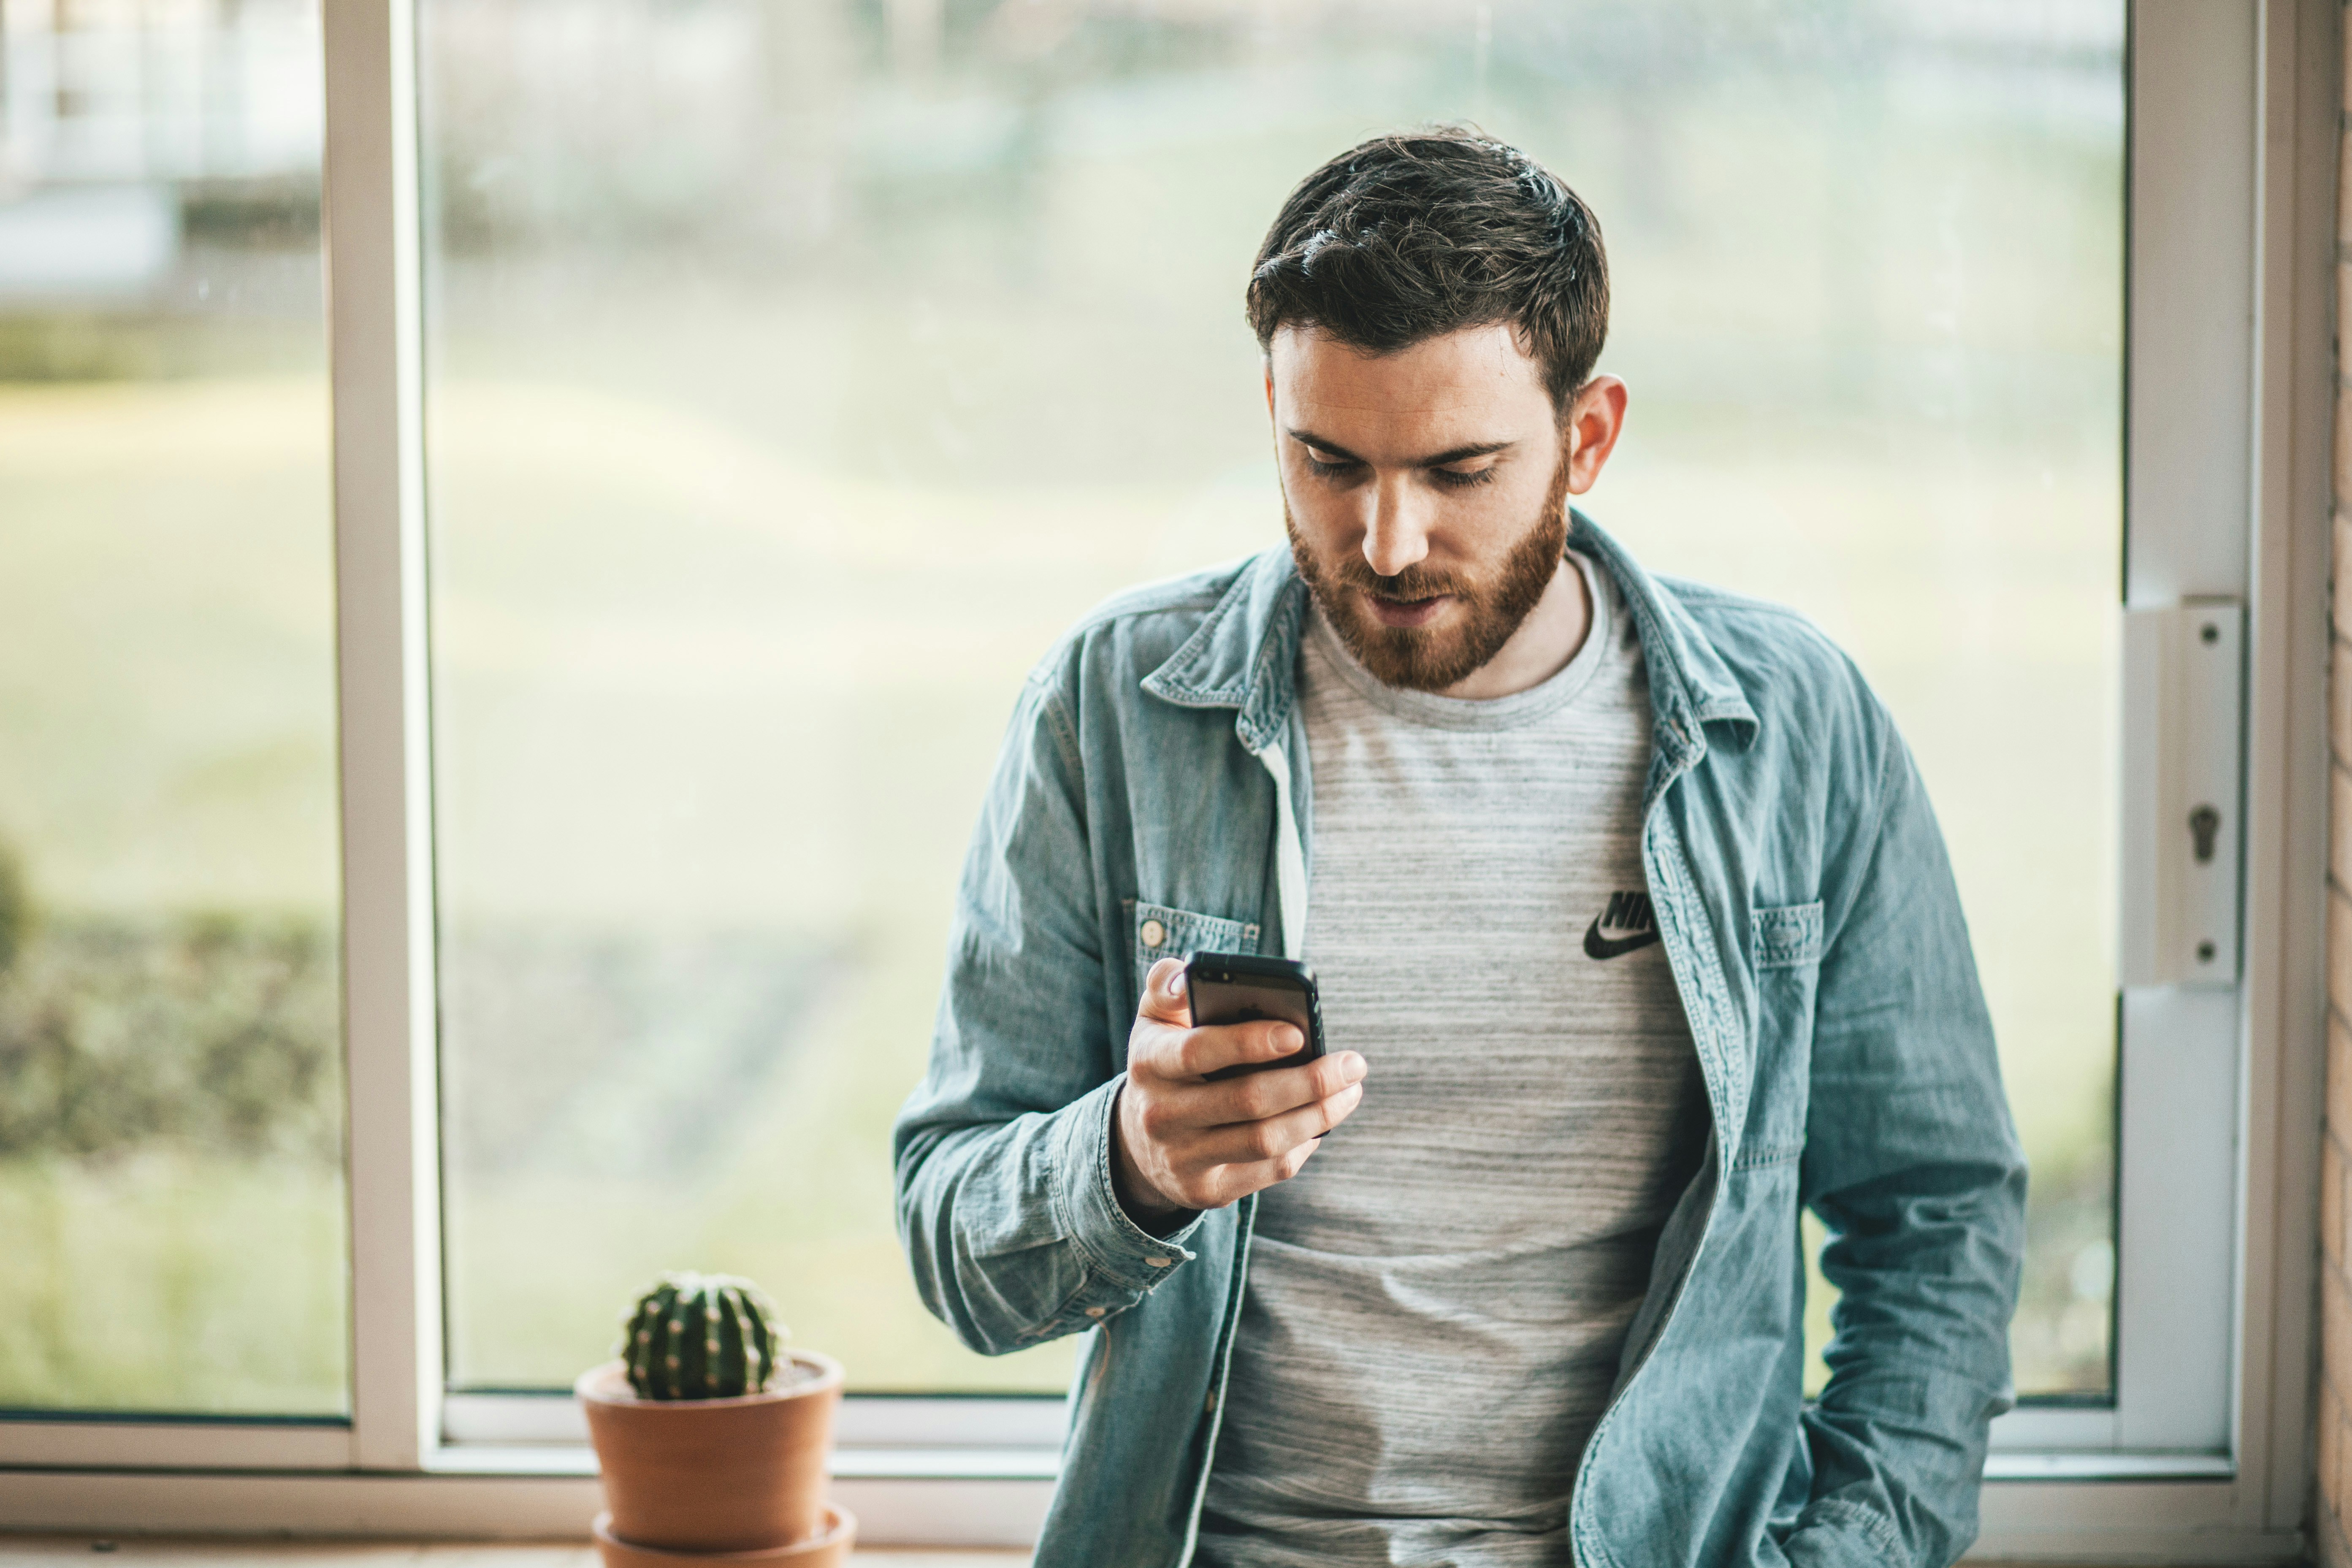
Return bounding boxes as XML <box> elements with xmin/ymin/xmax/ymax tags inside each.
<box><xmin>1286</xmin><ymin>456</ymin><xmax>1573</xmax><ymax>694</ymax></box>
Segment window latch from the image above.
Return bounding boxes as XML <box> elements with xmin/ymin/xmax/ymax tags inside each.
<box><xmin>2119</xmin><ymin>599</ymin><xmax>2243</xmax><ymax>987</ymax></box>
<box><xmin>2188</xmin><ymin>803</ymin><xmax>2221</xmax><ymax>865</ymax></box>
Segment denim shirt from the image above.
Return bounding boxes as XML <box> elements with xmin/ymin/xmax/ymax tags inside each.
<box><xmin>893</xmin><ymin>512</ymin><xmax>2027</xmax><ymax>1568</ymax></box>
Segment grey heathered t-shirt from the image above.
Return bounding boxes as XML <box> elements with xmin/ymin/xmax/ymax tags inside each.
<box><xmin>1195</xmin><ymin>550</ymin><xmax>1710</xmax><ymax>1568</ymax></box>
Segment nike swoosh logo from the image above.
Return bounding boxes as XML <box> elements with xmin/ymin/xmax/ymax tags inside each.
<box><xmin>1584</xmin><ymin>918</ymin><xmax>1662</xmax><ymax>959</ymax></box>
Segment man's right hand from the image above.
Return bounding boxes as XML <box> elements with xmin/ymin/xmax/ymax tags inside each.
<box><xmin>1111</xmin><ymin>956</ymin><xmax>1368</xmax><ymax>1228</ymax></box>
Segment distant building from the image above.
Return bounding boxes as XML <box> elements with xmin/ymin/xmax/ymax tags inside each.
<box><xmin>0</xmin><ymin>0</ymin><xmax>321</xmax><ymax>299</ymax></box>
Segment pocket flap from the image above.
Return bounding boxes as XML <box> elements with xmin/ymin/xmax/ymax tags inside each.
<box><xmin>1128</xmin><ymin>899</ymin><xmax>1260</xmax><ymax>986</ymax></box>
<box><xmin>1752</xmin><ymin>901</ymin><xmax>1824</xmax><ymax>969</ymax></box>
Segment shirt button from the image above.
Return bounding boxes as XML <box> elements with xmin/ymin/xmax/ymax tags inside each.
<box><xmin>1084</xmin><ymin>1306</ymin><xmax>1107</xmax><ymax>1318</ymax></box>
<box><xmin>1145</xmin><ymin>1257</ymin><xmax>1171</xmax><ymax>1268</ymax></box>
<box><xmin>1140</xmin><ymin>919</ymin><xmax>1166</xmax><ymax>949</ymax></box>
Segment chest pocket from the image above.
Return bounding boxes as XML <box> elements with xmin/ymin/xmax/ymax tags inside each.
<box><xmin>1741</xmin><ymin>900</ymin><xmax>1826</xmax><ymax>1169</ymax></box>
<box><xmin>1752</xmin><ymin>900</ymin><xmax>1824</xmax><ymax>969</ymax></box>
<box><xmin>1126</xmin><ymin>899</ymin><xmax>1260</xmax><ymax>998</ymax></box>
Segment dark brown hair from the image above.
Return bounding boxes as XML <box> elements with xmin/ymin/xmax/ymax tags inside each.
<box><xmin>1245</xmin><ymin>129</ymin><xmax>1608</xmax><ymax>412</ymax></box>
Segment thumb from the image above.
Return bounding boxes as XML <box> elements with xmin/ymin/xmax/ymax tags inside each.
<box><xmin>1138</xmin><ymin>955</ymin><xmax>1192</xmax><ymax>1024</ymax></box>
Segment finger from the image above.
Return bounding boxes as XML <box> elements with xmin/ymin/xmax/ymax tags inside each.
<box><xmin>1165</xmin><ymin>1017</ymin><xmax>1305</xmax><ymax>1080</ymax></box>
<box><xmin>1246</xmin><ymin>1083</ymin><xmax>1361</xmax><ymax>1190</ymax></box>
<box><xmin>1196</xmin><ymin>1132</ymin><xmax>1332</xmax><ymax>1207</ymax></box>
<box><xmin>1135</xmin><ymin>1018</ymin><xmax>1267</xmax><ymax>1083</ymax></box>
<box><xmin>1199</xmin><ymin>1050</ymin><xmax>1366</xmax><ymax>1124</ymax></box>
<box><xmin>1318</xmin><ymin>1074</ymin><xmax>1368</xmax><ymax>1131</ymax></box>
<box><xmin>1190</xmin><ymin>1082</ymin><xmax>1363</xmax><ymax>1167</ymax></box>
<box><xmin>1136</xmin><ymin>956</ymin><xmax>1192</xmax><ymax>1025</ymax></box>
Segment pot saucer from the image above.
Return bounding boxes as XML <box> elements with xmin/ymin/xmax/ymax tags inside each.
<box><xmin>591</xmin><ymin>1506</ymin><xmax>856</xmax><ymax>1567</ymax></box>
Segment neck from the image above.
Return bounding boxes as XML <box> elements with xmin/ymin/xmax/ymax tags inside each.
<box><xmin>1437</xmin><ymin>558</ymin><xmax>1591</xmax><ymax>701</ymax></box>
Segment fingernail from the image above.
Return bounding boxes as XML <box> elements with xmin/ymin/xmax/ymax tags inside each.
<box><xmin>1342</xmin><ymin>1053</ymin><xmax>1366</xmax><ymax>1080</ymax></box>
<box><xmin>1167</xmin><ymin>968</ymin><xmax>1187</xmax><ymax>995</ymax></box>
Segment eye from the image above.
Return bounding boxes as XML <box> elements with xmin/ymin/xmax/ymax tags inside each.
<box><xmin>1302</xmin><ymin>447</ymin><xmax>1359</xmax><ymax>480</ymax></box>
<box><xmin>1431</xmin><ymin>464</ymin><xmax>1498</xmax><ymax>490</ymax></box>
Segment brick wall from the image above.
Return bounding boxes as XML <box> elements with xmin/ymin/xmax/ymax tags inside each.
<box><xmin>2320</xmin><ymin>11</ymin><xmax>2352</xmax><ymax>1560</ymax></box>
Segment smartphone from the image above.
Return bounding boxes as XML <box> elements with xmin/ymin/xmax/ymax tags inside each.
<box><xmin>1186</xmin><ymin>952</ymin><xmax>1326</xmax><ymax>1081</ymax></box>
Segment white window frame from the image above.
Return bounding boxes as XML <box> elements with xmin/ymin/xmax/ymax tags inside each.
<box><xmin>0</xmin><ymin>0</ymin><xmax>2334</xmax><ymax>1558</ymax></box>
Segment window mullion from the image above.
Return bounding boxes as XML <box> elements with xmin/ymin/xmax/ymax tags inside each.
<box><xmin>2112</xmin><ymin>0</ymin><xmax>2259</xmax><ymax>1464</ymax></box>
<box><xmin>324</xmin><ymin>0</ymin><xmax>439</xmax><ymax>1473</ymax></box>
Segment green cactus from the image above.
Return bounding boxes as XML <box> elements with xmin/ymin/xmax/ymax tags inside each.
<box><xmin>616</xmin><ymin>1271</ymin><xmax>789</xmax><ymax>1400</ymax></box>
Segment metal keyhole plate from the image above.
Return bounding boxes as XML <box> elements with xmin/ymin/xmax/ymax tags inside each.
<box><xmin>2188</xmin><ymin>804</ymin><xmax>2220</xmax><ymax>864</ymax></box>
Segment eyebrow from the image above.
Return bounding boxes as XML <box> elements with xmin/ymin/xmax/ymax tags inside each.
<box><xmin>1287</xmin><ymin>429</ymin><xmax>1518</xmax><ymax>469</ymax></box>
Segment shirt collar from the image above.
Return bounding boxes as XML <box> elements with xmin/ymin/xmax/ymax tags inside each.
<box><xmin>1140</xmin><ymin>510</ymin><xmax>1759</xmax><ymax>764</ymax></box>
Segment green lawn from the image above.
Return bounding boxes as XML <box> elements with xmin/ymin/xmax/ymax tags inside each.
<box><xmin>0</xmin><ymin>1155</ymin><xmax>346</xmax><ymax>1414</ymax></box>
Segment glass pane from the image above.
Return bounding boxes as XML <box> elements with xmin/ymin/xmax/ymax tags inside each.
<box><xmin>425</xmin><ymin>0</ymin><xmax>2119</xmax><ymax>1397</ymax></box>
<box><xmin>0</xmin><ymin>0</ymin><xmax>346</xmax><ymax>1415</ymax></box>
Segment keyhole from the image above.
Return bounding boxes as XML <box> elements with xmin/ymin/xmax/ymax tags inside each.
<box><xmin>2189</xmin><ymin>804</ymin><xmax>2221</xmax><ymax>864</ymax></box>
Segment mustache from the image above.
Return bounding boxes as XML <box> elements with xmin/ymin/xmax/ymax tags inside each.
<box><xmin>1323</xmin><ymin>559</ymin><xmax>1469</xmax><ymax>602</ymax></box>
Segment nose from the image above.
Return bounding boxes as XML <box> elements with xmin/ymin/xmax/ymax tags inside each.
<box><xmin>1361</xmin><ymin>476</ymin><xmax>1432</xmax><ymax>579</ymax></box>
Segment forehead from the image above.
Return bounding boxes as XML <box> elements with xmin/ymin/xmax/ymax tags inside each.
<box><xmin>1268</xmin><ymin>322</ymin><xmax>1551</xmax><ymax>451</ymax></box>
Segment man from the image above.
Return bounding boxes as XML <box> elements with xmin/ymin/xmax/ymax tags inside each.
<box><xmin>895</xmin><ymin>130</ymin><xmax>2024</xmax><ymax>1568</ymax></box>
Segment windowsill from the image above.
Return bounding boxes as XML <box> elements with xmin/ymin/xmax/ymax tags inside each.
<box><xmin>415</xmin><ymin>1443</ymin><xmax>2229</xmax><ymax>1485</ymax></box>
<box><xmin>425</xmin><ymin>1445</ymin><xmax>1063</xmax><ymax>1480</ymax></box>
<box><xmin>0</xmin><ymin>1542</ymin><xmax>1027</xmax><ymax>1565</ymax></box>
<box><xmin>0</xmin><ymin>1546</ymin><xmax>2243</xmax><ymax>1568</ymax></box>
<box><xmin>1980</xmin><ymin>1452</ymin><xmax>2232</xmax><ymax>1481</ymax></box>
<box><xmin>0</xmin><ymin>1457</ymin><xmax>2277</xmax><ymax>1561</ymax></box>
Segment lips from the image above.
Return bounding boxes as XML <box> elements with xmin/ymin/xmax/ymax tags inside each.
<box><xmin>1366</xmin><ymin>592</ymin><xmax>1452</xmax><ymax>629</ymax></box>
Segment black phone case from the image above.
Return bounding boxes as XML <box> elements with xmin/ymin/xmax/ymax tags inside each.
<box><xmin>1185</xmin><ymin>951</ymin><xmax>1326</xmax><ymax>1080</ymax></box>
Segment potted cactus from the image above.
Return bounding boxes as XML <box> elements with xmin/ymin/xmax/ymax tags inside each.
<box><xmin>577</xmin><ymin>1272</ymin><xmax>851</xmax><ymax>1565</ymax></box>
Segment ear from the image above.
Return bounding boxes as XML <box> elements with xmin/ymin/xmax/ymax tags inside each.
<box><xmin>1263</xmin><ymin>359</ymin><xmax>1276</xmax><ymax>421</ymax></box>
<box><xmin>1562</xmin><ymin>375</ymin><xmax>1629</xmax><ymax>497</ymax></box>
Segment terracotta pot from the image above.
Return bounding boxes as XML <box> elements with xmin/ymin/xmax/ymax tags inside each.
<box><xmin>577</xmin><ymin>1352</ymin><xmax>844</xmax><ymax>1553</ymax></box>
<box><xmin>589</xmin><ymin>1506</ymin><xmax>855</xmax><ymax>1568</ymax></box>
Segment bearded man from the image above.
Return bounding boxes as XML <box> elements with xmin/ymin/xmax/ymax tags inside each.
<box><xmin>894</xmin><ymin>130</ymin><xmax>2025</xmax><ymax>1568</ymax></box>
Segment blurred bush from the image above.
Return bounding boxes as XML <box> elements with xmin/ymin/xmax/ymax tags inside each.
<box><xmin>0</xmin><ymin>847</ymin><xmax>340</xmax><ymax>1165</ymax></box>
<box><xmin>0</xmin><ymin>838</ymin><xmax>24</xmax><ymax>977</ymax></box>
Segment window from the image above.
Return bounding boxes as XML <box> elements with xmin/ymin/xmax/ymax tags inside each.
<box><xmin>0</xmin><ymin>0</ymin><xmax>348</xmax><ymax>1424</ymax></box>
<box><xmin>0</xmin><ymin>1</ymin><xmax>2331</xmax><ymax>1559</ymax></box>
<box><xmin>420</xmin><ymin>0</ymin><xmax>2123</xmax><ymax>1405</ymax></box>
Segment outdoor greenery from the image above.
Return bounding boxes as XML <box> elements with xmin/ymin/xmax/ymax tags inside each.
<box><xmin>0</xmin><ymin>839</ymin><xmax>23</xmax><ymax>975</ymax></box>
<box><xmin>0</xmin><ymin>842</ymin><xmax>347</xmax><ymax>1411</ymax></box>
<box><xmin>0</xmin><ymin>1153</ymin><xmax>347</xmax><ymax>1414</ymax></box>
<box><xmin>0</xmin><ymin>912</ymin><xmax>339</xmax><ymax>1167</ymax></box>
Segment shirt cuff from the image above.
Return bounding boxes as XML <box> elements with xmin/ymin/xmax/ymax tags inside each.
<box><xmin>1779</xmin><ymin>1500</ymin><xmax>1911</xmax><ymax>1568</ymax></box>
<box><xmin>1053</xmin><ymin>1072</ymin><xmax>1204</xmax><ymax>1294</ymax></box>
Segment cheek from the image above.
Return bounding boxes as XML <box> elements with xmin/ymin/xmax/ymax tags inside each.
<box><xmin>1414</xmin><ymin>474</ymin><xmax>1552</xmax><ymax>570</ymax></box>
<box><xmin>1450</xmin><ymin>468</ymin><xmax>1550</xmax><ymax>534</ymax></box>
<box><xmin>1279</xmin><ymin>464</ymin><xmax>1360</xmax><ymax>536</ymax></box>
<box><xmin>1501</xmin><ymin>459</ymin><xmax>1563</xmax><ymax>512</ymax></box>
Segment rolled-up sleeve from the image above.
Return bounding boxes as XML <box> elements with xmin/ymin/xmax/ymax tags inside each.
<box><xmin>892</xmin><ymin>669</ymin><xmax>1201</xmax><ymax>1357</ymax></box>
